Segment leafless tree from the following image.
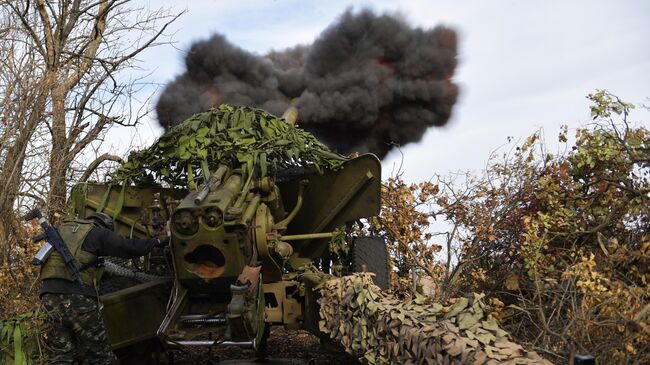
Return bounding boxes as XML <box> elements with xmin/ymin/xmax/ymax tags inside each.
<box><xmin>0</xmin><ymin>0</ymin><xmax>181</xmax><ymax>263</ymax></box>
<box><xmin>0</xmin><ymin>5</ymin><xmax>47</xmax><ymax>264</ymax></box>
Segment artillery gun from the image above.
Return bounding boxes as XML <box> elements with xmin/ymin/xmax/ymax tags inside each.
<box><xmin>66</xmin><ymin>105</ymin><xmax>387</xmax><ymax>360</ymax></box>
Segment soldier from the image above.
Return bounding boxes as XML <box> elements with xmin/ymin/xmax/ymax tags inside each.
<box><xmin>40</xmin><ymin>212</ymin><xmax>165</xmax><ymax>365</ymax></box>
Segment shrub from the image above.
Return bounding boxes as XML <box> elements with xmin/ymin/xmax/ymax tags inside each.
<box><xmin>442</xmin><ymin>91</ymin><xmax>648</xmax><ymax>363</ymax></box>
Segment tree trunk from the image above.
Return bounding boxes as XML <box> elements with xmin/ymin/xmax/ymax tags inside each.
<box><xmin>47</xmin><ymin>84</ymin><xmax>70</xmax><ymax>223</ymax></box>
<box><xmin>47</xmin><ymin>154</ymin><xmax>70</xmax><ymax>223</ymax></box>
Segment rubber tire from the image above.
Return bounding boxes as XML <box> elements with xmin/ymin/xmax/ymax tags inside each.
<box><xmin>352</xmin><ymin>236</ymin><xmax>389</xmax><ymax>291</ymax></box>
<box><xmin>255</xmin><ymin>324</ymin><xmax>270</xmax><ymax>359</ymax></box>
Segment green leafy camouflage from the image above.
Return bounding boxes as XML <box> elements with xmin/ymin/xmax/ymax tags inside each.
<box><xmin>110</xmin><ymin>104</ymin><xmax>346</xmax><ymax>189</ymax></box>
<box><xmin>318</xmin><ymin>273</ymin><xmax>552</xmax><ymax>365</ymax></box>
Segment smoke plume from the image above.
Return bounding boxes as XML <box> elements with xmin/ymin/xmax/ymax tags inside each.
<box><xmin>156</xmin><ymin>9</ymin><xmax>459</xmax><ymax>159</ymax></box>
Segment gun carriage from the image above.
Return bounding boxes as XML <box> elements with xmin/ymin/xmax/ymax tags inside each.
<box><xmin>59</xmin><ymin>105</ymin><xmax>386</xmax><ymax>358</ymax></box>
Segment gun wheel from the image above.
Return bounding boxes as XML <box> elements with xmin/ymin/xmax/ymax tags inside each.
<box><xmin>255</xmin><ymin>324</ymin><xmax>270</xmax><ymax>359</ymax></box>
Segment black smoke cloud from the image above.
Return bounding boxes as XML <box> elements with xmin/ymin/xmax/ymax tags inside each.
<box><xmin>156</xmin><ymin>9</ymin><xmax>459</xmax><ymax>159</ymax></box>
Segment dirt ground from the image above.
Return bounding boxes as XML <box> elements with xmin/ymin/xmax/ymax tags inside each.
<box><xmin>170</xmin><ymin>327</ymin><xmax>360</xmax><ymax>365</ymax></box>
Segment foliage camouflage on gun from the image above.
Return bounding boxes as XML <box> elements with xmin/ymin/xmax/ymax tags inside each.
<box><xmin>110</xmin><ymin>104</ymin><xmax>347</xmax><ymax>189</ymax></box>
<box><xmin>318</xmin><ymin>273</ymin><xmax>553</xmax><ymax>365</ymax></box>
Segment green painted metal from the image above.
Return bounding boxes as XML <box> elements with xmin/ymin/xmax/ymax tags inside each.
<box><xmin>68</xmin><ymin>183</ymin><xmax>186</xmax><ymax>238</ymax></box>
<box><xmin>280</xmin><ymin>232</ymin><xmax>336</xmax><ymax>241</ymax></box>
<box><xmin>171</xmin><ymin>170</ymin><xmax>249</xmax><ymax>293</ymax></box>
<box><xmin>66</xmin><ymin>153</ymin><xmax>381</xmax><ymax>352</ymax></box>
<box><xmin>101</xmin><ymin>280</ymin><xmax>170</xmax><ymax>349</ymax></box>
<box><xmin>280</xmin><ymin>154</ymin><xmax>381</xmax><ymax>264</ymax></box>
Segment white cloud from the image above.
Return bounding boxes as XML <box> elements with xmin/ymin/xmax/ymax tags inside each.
<box><xmin>121</xmin><ymin>0</ymin><xmax>650</xmax><ymax>182</ymax></box>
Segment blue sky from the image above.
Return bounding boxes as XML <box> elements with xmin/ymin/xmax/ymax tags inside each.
<box><xmin>111</xmin><ymin>0</ymin><xmax>650</xmax><ymax>182</ymax></box>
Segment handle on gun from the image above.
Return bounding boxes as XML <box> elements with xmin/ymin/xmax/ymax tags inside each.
<box><xmin>194</xmin><ymin>165</ymin><xmax>228</xmax><ymax>205</ymax></box>
<box><xmin>32</xmin><ymin>233</ymin><xmax>47</xmax><ymax>243</ymax></box>
<box><xmin>194</xmin><ymin>176</ymin><xmax>216</xmax><ymax>205</ymax></box>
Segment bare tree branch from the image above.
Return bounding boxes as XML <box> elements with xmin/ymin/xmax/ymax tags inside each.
<box><xmin>80</xmin><ymin>153</ymin><xmax>124</xmax><ymax>182</ymax></box>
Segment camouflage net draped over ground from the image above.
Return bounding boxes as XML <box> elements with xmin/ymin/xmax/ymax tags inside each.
<box><xmin>319</xmin><ymin>274</ymin><xmax>552</xmax><ymax>365</ymax></box>
<box><xmin>111</xmin><ymin>104</ymin><xmax>346</xmax><ymax>187</ymax></box>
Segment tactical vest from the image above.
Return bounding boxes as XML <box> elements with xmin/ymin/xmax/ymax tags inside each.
<box><xmin>40</xmin><ymin>219</ymin><xmax>99</xmax><ymax>288</ymax></box>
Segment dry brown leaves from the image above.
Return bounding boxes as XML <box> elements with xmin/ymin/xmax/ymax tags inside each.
<box><xmin>0</xmin><ymin>222</ymin><xmax>42</xmax><ymax>317</ymax></box>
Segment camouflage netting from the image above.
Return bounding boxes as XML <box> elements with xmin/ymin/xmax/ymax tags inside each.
<box><xmin>111</xmin><ymin>104</ymin><xmax>347</xmax><ymax>188</ymax></box>
<box><xmin>318</xmin><ymin>274</ymin><xmax>552</xmax><ymax>365</ymax></box>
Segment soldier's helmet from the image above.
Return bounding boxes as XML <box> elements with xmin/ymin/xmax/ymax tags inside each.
<box><xmin>85</xmin><ymin>212</ymin><xmax>115</xmax><ymax>231</ymax></box>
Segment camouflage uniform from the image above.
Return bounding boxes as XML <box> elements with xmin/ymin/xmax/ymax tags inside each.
<box><xmin>39</xmin><ymin>218</ymin><xmax>157</xmax><ymax>364</ymax></box>
<box><xmin>41</xmin><ymin>293</ymin><xmax>118</xmax><ymax>365</ymax></box>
